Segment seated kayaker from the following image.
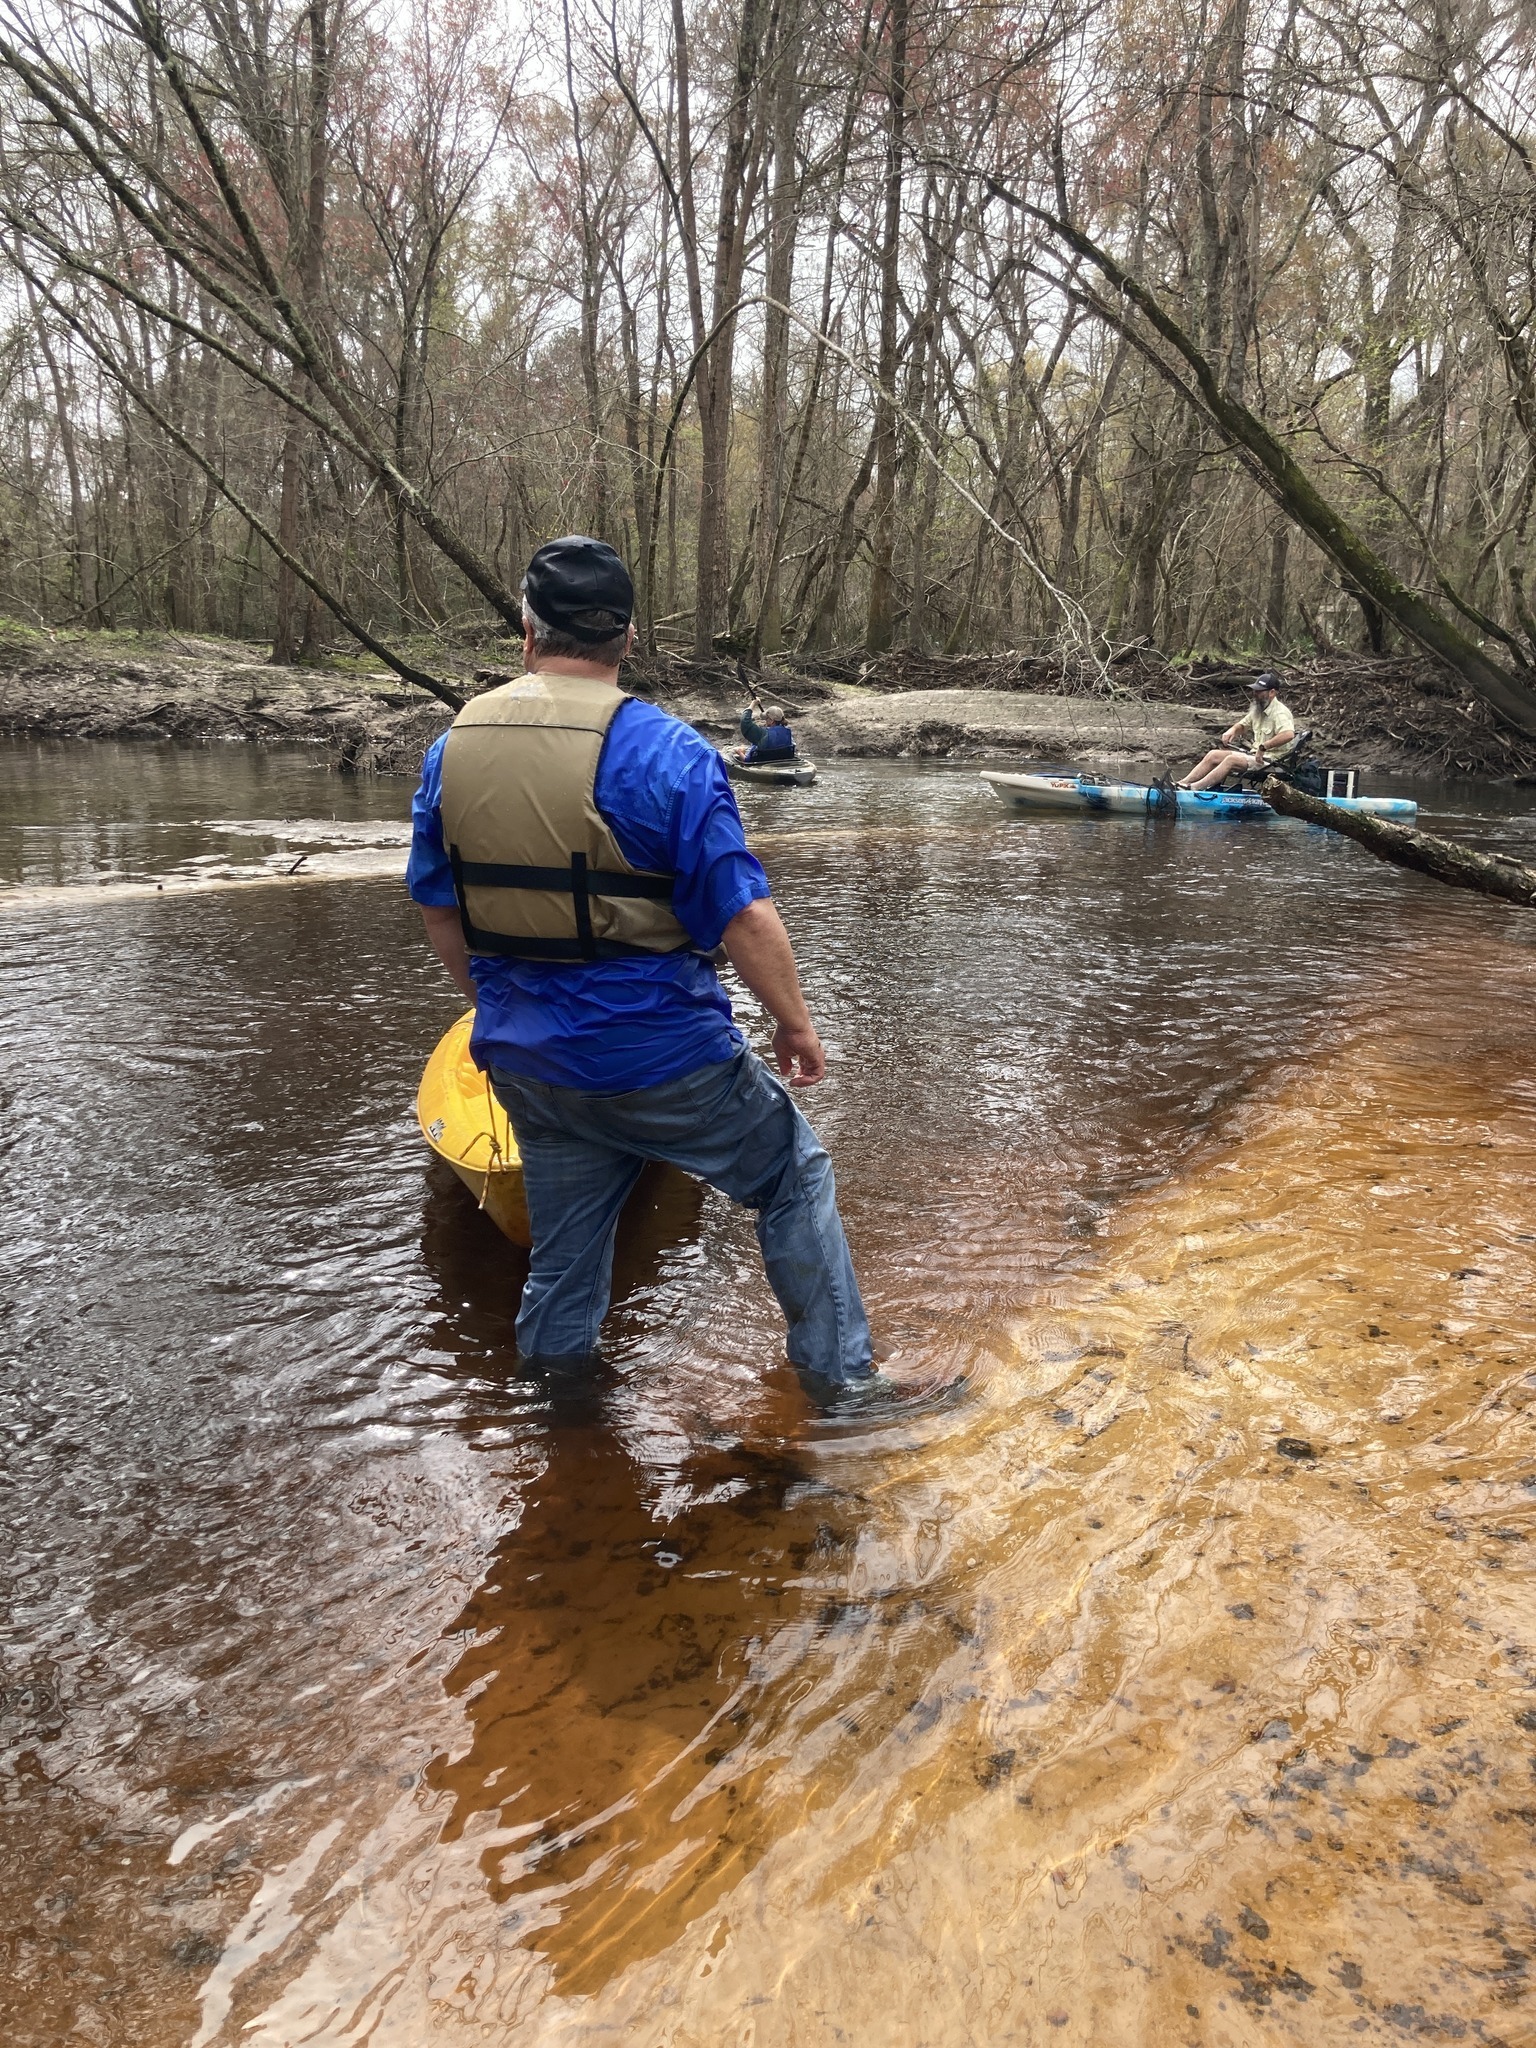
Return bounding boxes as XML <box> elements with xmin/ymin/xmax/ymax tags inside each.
<box><xmin>1177</xmin><ymin>672</ymin><xmax>1296</xmax><ymax>790</ymax></box>
<box><xmin>736</xmin><ymin>695</ymin><xmax>796</xmax><ymax>763</ymax></box>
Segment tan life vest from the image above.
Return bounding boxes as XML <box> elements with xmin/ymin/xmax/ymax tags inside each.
<box><xmin>440</xmin><ymin>673</ymin><xmax>693</xmax><ymax>964</ymax></box>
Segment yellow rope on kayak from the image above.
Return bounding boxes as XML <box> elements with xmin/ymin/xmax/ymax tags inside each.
<box><xmin>441</xmin><ymin>1071</ymin><xmax>513</xmax><ymax>1211</ymax></box>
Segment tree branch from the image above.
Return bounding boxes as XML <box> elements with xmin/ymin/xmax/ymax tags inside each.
<box><xmin>22</xmin><ymin>260</ymin><xmax>463</xmax><ymax>708</ymax></box>
<box><xmin>953</xmin><ymin>160</ymin><xmax>1536</xmax><ymax>739</ymax></box>
<box><xmin>1259</xmin><ymin>774</ymin><xmax>1536</xmax><ymax>907</ymax></box>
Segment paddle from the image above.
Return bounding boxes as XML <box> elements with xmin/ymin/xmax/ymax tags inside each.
<box><xmin>736</xmin><ymin>658</ymin><xmax>805</xmax><ymax>722</ymax></box>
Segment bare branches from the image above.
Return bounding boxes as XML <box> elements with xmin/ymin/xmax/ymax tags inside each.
<box><xmin>0</xmin><ymin>0</ymin><xmax>1533</xmax><ymax>700</ymax></box>
<box><xmin>0</xmin><ymin>0</ymin><xmax>524</xmax><ymax>639</ymax></box>
<box><xmin>19</xmin><ymin>251</ymin><xmax>462</xmax><ymax>703</ymax></box>
<box><xmin>956</xmin><ymin>158</ymin><xmax>1536</xmax><ymax>736</ymax></box>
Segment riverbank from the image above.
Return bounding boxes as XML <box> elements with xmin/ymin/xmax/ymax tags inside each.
<box><xmin>0</xmin><ymin>626</ymin><xmax>1527</xmax><ymax>779</ymax></box>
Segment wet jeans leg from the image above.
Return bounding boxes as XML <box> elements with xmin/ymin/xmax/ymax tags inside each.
<box><xmin>687</xmin><ymin>1054</ymin><xmax>873</xmax><ymax>1387</ymax></box>
<box><xmin>491</xmin><ymin>1051</ymin><xmax>872</xmax><ymax>1386</ymax></box>
<box><xmin>488</xmin><ymin>1073</ymin><xmax>643</xmax><ymax>1359</ymax></box>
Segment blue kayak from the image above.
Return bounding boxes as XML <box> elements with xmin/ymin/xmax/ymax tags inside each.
<box><xmin>981</xmin><ymin>770</ymin><xmax>1418</xmax><ymax>823</ymax></box>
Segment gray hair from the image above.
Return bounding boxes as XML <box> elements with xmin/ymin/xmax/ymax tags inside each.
<box><xmin>764</xmin><ymin>703</ymin><xmax>787</xmax><ymax>723</ymax></box>
<box><xmin>522</xmin><ymin>598</ymin><xmax>630</xmax><ymax>667</ymax></box>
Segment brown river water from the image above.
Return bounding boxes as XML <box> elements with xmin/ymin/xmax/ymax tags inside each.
<box><xmin>2</xmin><ymin>739</ymin><xmax>1534</xmax><ymax>2046</ymax></box>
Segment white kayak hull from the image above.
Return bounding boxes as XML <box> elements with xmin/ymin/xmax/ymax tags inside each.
<box><xmin>981</xmin><ymin>770</ymin><xmax>1418</xmax><ymax>823</ymax></box>
<box><xmin>726</xmin><ymin>754</ymin><xmax>817</xmax><ymax>787</ymax></box>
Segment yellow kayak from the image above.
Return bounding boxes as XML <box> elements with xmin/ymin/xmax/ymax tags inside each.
<box><xmin>416</xmin><ymin>1011</ymin><xmax>530</xmax><ymax>1245</ymax></box>
<box><xmin>415</xmin><ymin>1013</ymin><xmax>702</xmax><ymax>1253</ymax></box>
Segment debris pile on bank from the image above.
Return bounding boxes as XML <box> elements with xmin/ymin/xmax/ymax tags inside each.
<box><xmin>1</xmin><ymin>628</ymin><xmax>1531</xmax><ymax>780</ymax></box>
<box><xmin>768</xmin><ymin>647</ymin><xmax>1536</xmax><ymax>778</ymax></box>
<box><xmin>0</xmin><ymin>631</ymin><xmax>428</xmax><ymax>747</ymax></box>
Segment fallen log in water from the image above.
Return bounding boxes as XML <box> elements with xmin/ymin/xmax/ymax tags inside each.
<box><xmin>1259</xmin><ymin>774</ymin><xmax>1536</xmax><ymax>907</ymax></box>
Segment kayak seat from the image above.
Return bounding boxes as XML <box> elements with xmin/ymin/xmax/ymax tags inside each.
<box><xmin>1234</xmin><ymin>729</ymin><xmax>1314</xmax><ymax>790</ymax></box>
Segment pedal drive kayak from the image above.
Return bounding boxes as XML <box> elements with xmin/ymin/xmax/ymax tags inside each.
<box><xmin>725</xmin><ymin>753</ymin><xmax>817</xmax><ymax>787</ymax></box>
<box><xmin>980</xmin><ymin>770</ymin><xmax>1417</xmax><ymax>822</ymax></box>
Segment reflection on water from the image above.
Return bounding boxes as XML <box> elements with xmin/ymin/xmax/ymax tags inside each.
<box><xmin>1</xmin><ymin>740</ymin><xmax>1534</xmax><ymax>2045</ymax></box>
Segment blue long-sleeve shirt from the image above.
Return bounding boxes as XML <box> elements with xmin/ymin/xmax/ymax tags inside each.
<box><xmin>408</xmin><ymin>696</ymin><xmax>771</xmax><ymax>1090</ymax></box>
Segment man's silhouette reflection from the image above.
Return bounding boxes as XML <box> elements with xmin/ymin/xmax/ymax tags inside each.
<box><xmin>413</xmin><ymin>1167</ymin><xmax>861</xmax><ymax>1996</ymax></box>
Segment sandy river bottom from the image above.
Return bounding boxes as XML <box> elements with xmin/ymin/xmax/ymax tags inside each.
<box><xmin>213</xmin><ymin>939</ymin><xmax>1536</xmax><ymax>2046</ymax></box>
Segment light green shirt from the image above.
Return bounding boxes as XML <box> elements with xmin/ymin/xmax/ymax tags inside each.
<box><xmin>1235</xmin><ymin>696</ymin><xmax>1296</xmax><ymax>758</ymax></box>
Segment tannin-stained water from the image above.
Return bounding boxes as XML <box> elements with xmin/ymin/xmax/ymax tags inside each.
<box><xmin>1</xmin><ymin>740</ymin><xmax>1533</xmax><ymax>2045</ymax></box>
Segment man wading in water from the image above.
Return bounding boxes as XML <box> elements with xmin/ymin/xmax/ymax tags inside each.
<box><xmin>407</xmin><ymin>535</ymin><xmax>873</xmax><ymax>1391</ymax></box>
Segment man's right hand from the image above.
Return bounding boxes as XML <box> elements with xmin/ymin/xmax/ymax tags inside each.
<box><xmin>721</xmin><ymin>897</ymin><xmax>827</xmax><ymax>1084</ymax></box>
<box><xmin>772</xmin><ymin>1019</ymin><xmax>827</xmax><ymax>1087</ymax></box>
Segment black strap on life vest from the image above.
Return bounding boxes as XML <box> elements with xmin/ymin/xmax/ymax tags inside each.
<box><xmin>449</xmin><ymin>846</ymin><xmax>686</xmax><ymax>964</ymax></box>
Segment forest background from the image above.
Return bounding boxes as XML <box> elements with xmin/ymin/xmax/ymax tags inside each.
<box><xmin>2</xmin><ymin>0</ymin><xmax>1535</xmax><ymax>734</ymax></box>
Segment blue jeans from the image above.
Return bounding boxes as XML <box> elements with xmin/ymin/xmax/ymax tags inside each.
<box><xmin>489</xmin><ymin>1049</ymin><xmax>873</xmax><ymax>1386</ymax></box>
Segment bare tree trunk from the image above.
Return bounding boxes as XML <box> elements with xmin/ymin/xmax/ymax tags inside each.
<box><xmin>564</xmin><ymin>0</ymin><xmax>609</xmax><ymax>539</ymax></box>
<box><xmin>271</xmin><ymin>0</ymin><xmax>331</xmax><ymax>664</ymax></box>
<box><xmin>805</xmin><ymin>419</ymin><xmax>878</xmax><ymax>647</ymax></box>
<box><xmin>751</xmin><ymin>1</ymin><xmax>802</xmax><ymax>661</ymax></box>
<box><xmin>271</xmin><ymin>408</ymin><xmax>305</xmax><ymax>661</ymax></box>
<box><xmin>637</xmin><ymin>161</ymin><xmax>674</xmax><ymax>647</ymax></box>
<box><xmin>161</xmin><ymin>323</ymin><xmax>191</xmax><ymax>626</ymax></box>
<box><xmin>762</xmin><ymin>0</ymin><xmax>872</xmax><ymax>647</ymax></box>
<box><xmin>688</xmin><ymin>0</ymin><xmax>765</xmax><ymax>658</ymax></box>
<box><xmin>392</xmin><ymin>249</ymin><xmax>446</xmax><ymax>628</ymax></box>
<box><xmin>1264</xmin><ymin>524</ymin><xmax>1288</xmax><ymax>649</ymax></box>
<box><xmin>905</xmin><ymin>173</ymin><xmax>951</xmax><ymax>649</ymax></box>
<box><xmin>1059</xmin><ymin>330</ymin><xmax>1129</xmax><ymax>593</ymax></box>
<box><xmin>195</xmin><ymin>329</ymin><xmax>220</xmax><ymax>627</ymax></box>
<box><xmin>26</xmin><ymin>293</ymin><xmax>96</xmax><ymax>622</ymax></box>
<box><xmin>864</xmin><ymin>0</ymin><xmax>908</xmax><ymax>652</ymax></box>
<box><xmin>616</xmin><ymin>274</ymin><xmax>651</xmax><ymax>608</ymax></box>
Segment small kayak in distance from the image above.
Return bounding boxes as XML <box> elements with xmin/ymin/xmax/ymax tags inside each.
<box><xmin>980</xmin><ymin>770</ymin><xmax>1418</xmax><ymax>823</ymax></box>
<box><xmin>726</xmin><ymin>753</ymin><xmax>817</xmax><ymax>788</ymax></box>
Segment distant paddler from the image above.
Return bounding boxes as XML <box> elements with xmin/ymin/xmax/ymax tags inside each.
<box><xmin>407</xmin><ymin>535</ymin><xmax>872</xmax><ymax>1393</ymax></box>
<box><xmin>734</xmin><ymin>686</ymin><xmax>798</xmax><ymax>765</ymax></box>
<box><xmin>1177</xmin><ymin>671</ymin><xmax>1297</xmax><ymax>791</ymax></box>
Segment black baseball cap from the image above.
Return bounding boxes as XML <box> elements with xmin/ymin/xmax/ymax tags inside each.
<box><xmin>1248</xmin><ymin>670</ymin><xmax>1280</xmax><ymax>694</ymax></box>
<box><xmin>523</xmin><ymin>535</ymin><xmax>634</xmax><ymax>643</ymax></box>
